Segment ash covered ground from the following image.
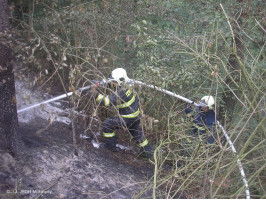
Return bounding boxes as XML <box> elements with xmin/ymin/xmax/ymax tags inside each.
<box><xmin>0</xmin><ymin>78</ymin><xmax>154</xmax><ymax>199</ymax></box>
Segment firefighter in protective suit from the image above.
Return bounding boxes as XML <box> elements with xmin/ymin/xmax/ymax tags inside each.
<box><xmin>91</xmin><ymin>68</ymin><xmax>153</xmax><ymax>158</ymax></box>
<box><xmin>185</xmin><ymin>96</ymin><xmax>217</xmax><ymax>144</ymax></box>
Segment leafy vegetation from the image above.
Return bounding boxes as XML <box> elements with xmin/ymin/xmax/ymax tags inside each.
<box><xmin>7</xmin><ymin>0</ymin><xmax>265</xmax><ymax>198</ymax></box>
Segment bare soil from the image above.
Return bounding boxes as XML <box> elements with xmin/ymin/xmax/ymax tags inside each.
<box><xmin>1</xmin><ymin>116</ymin><xmax>154</xmax><ymax>199</ymax></box>
<box><xmin>0</xmin><ymin>75</ymin><xmax>155</xmax><ymax>198</ymax></box>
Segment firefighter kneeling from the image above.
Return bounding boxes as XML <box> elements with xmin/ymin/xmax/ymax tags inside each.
<box><xmin>91</xmin><ymin>68</ymin><xmax>153</xmax><ymax>158</ymax></box>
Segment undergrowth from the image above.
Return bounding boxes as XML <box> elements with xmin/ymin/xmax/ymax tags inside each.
<box><xmin>8</xmin><ymin>0</ymin><xmax>266</xmax><ymax>198</ymax></box>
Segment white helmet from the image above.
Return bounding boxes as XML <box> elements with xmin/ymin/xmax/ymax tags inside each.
<box><xmin>109</xmin><ymin>68</ymin><xmax>129</xmax><ymax>86</ymax></box>
<box><xmin>201</xmin><ymin>96</ymin><xmax>215</xmax><ymax>109</ymax></box>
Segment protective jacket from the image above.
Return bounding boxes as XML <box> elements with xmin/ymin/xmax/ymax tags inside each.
<box><xmin>185</xmin><ymin>104</ymin><xmax>217</xmax><ymax>144</ymax></box>
<box><xmin>95</xmin><ymin>87</ymin><xmax>152</xmax><ymax>154</ymax></box>
<box><xmin>96</xmin><ymin>88</ymin><xmax>140</xmax><ymax>118</ymax></box>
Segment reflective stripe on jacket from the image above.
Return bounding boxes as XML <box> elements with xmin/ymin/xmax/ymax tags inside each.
<box><xmin>185</xmin><ymin>104</ymin><xmax>217</xmax><ymax>134</ymax></box>
<box><xmin>95</xmin><ymin>88</ymin><xmax>140</xmax><ymax>118</ymax></box>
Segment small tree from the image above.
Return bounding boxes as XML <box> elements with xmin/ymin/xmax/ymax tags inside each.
<box><xmin>0</xmin><ymin>0</ymin><xmax>19</xmax><ymax>156</ymax></box>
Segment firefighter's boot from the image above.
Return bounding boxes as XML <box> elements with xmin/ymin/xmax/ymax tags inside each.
<box><xmin>142</xmin><ymin>144</ymin><xmax>154</xmax><ymax>159</ymax></box>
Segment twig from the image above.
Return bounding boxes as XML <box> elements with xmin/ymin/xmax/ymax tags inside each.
<box><xmin>255</xmin><ymin>18</ymin><xmax>266</xmax><ymax>33</ymax></box>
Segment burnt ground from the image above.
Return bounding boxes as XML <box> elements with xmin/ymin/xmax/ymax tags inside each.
<box><xmin>0</xmin><ymin>71</ymin><xmax>167</xmax><ymax>199</ymax></box>
<box><xmin>1</xmin><ymin>117</ymin><xmax>155</xmax><ymax>199</ymax></box>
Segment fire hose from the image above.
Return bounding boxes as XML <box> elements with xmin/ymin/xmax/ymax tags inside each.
<box><xmin>133</xmin><ymin>80</ymin><xmax>250</xmax><ymax>199</ymax></box>
<box><xmin>17</xmin><ymin>79</ymin><xmax>250</xmax><ymax>198</ymax></box>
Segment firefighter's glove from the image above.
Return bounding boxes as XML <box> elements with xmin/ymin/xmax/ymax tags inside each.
<box><xmin>91</xmin><ymin>80</ymin><xmax>100</xmax><ymax>86</ymax></box>
<box><xmin>91</xmin><ymin>80</ymin><xmax>107</xmax><ymax>87</ymax></box>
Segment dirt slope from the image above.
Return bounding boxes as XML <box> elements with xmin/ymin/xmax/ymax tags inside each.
<box><xmin>16</xmin><ymin>118</ymin><xmax>153</xmax><ymax>199</ymax></box>
<box><xmin>1</xmin><ymin>78</ymin><xmax>154</xmax><ymax>199</ymax></box>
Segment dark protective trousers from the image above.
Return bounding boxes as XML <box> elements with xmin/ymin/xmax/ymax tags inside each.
<box><xmin>102</xmin><ymin>115</ymin><xmax>151</xmax><ymax>151</ymax></box>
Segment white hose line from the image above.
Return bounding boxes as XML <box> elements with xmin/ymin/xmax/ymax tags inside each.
<box><xmin>17</xmin><ymin>80</ymin><xmax>250</xmax><ymax>198</ymax></box>
<box><xmin>134</xmin><ymin>80</ymin><xmax>250</xmax><ymax>199</ymax></box>
<box><xmin>17</xmin><ymin>91</ymin><xmax>73</xmax><ymax>113</ymax></box>
<box><xmin>17</xmin><ymin>85</ymin><xmax>91</xmax><ymax>113</ymax></box>
<box><xmin>217</xmin><ymin>121</ymin><xmax>250</xmax><ymax>198</ymax></box>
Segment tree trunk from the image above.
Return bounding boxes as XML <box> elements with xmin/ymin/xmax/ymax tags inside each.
<box><xmin>0</xmin><ymin>0</ymin><xmax>19</xmax><ymax>157</ymax></box>
<box><xmin>218</xmin><ymin>3</ymin><xmax>245</xmax><ymax>124</ymax></box>
<box><xmin>218</xmin><ymin>34</ymin><xmax>243</xmax><ymax>124</ymax></box>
